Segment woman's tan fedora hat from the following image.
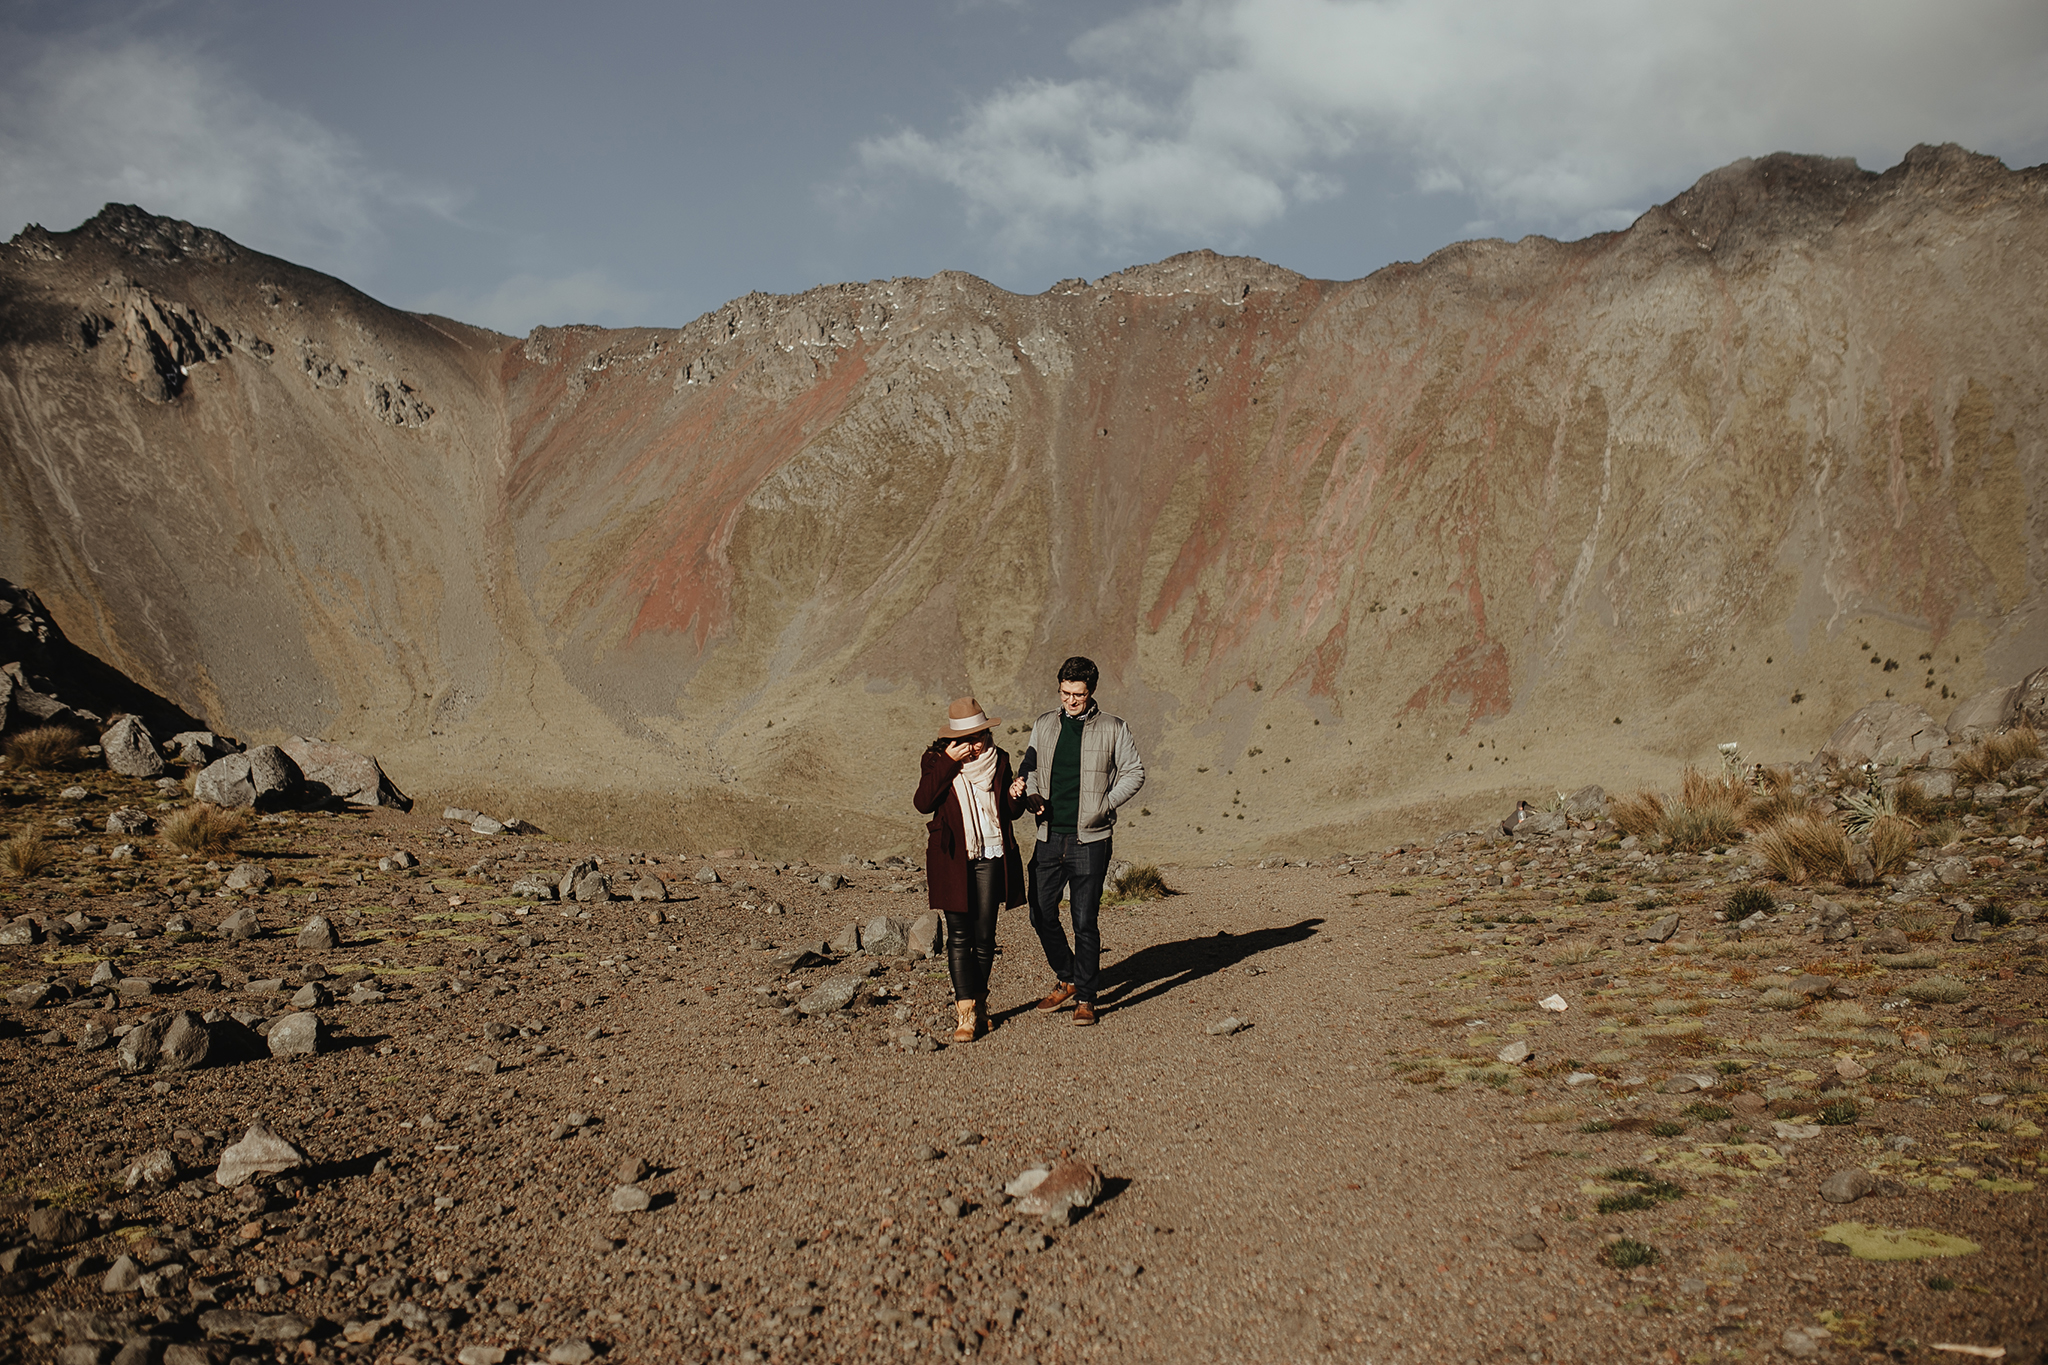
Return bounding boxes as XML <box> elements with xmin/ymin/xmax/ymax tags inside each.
<box><xmin>936</xmin><ymin>696</ymin><xmax>1001</xmax><ymax>740</ymax></box>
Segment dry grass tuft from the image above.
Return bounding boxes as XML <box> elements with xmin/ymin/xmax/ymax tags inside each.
<box><xmin>1661</xmin><ymin>803</ymin><xmax>1744</xmax><ymax>853</ymax></box>
<box><xmin>1107</xmin><ymin>863</ymin><xmax>1172</xmax><ymax>902</ymax></box>
<box><xmin>3</xmin><ymin>725</ymin><xmax>86</xmax><ymax>771</ymax></box>
<box><xmin>161</xmin><ymin>804</ymin><xmax>249</xmax><ymax>858</ymax></box>
<box><xmin>1741</xmin><ymin>786</ymin><xmax>1814</xmax><ymax>830</ymax></box>
<box><xmin>1868</xmin><ymin>815</ymin><xmax>1919</xmax><ymax>878</ymax></box>
<box><xmin>3</xmin><ymin>826</ymin><xmax>54</xmax><ymax>877</ymax></box>
<box><xmin>1611</xmin><ymin>790</ymin><xmax>1665</xmax><ymax>839</ymax></box>
<box><xmin>1750</xmin><ymin>814</ymin><xmax>1851</xmax><ymax>884</ymax></box>
<box><xmin>1898</xmin><ymin>975</ymin><xmax>1969</xmax><ymax>1005</ymax></box>
<box><xmin>1954</xmin><ymin>726</ymin><xmax>2044</xmax><ymax>786</ymax></box>
<box><xmin>1892</xmin><ymin>776</ymin><xmax>1937</xmax><ymax>823</ymax></box>
<box><xmin>1680</xmin><ymin>766</ymin><xmax>1748</xmax><ymax>816</ymax></box>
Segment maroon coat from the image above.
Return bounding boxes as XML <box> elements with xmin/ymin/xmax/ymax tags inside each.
<box><xmin>914</xmin><ymin>747</ymin><xmax>1028</xmax><ymax>913</ymax></box>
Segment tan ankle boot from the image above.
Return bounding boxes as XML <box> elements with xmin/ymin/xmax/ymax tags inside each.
<box><xmin>953</xmin><ymin>1000</ymin><xmax>977</xmax><ymax>1043</ymax></box>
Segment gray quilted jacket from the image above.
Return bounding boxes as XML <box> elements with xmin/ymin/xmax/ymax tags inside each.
<box><xmin>1022</xmin><ymin>704</ymin><xmax>1145</xmax><ymax>845</ymax></box>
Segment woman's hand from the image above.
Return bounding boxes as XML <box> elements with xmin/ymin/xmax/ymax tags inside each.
<box><xmin>943</xmin><ymin>740</ymin><xmax>977</xmax><ymax>763</ymax></box>
<box><xmin>1008</xmin><ymin>775</ymin><xmax>1027</xmax><ymax>800</ymax></box>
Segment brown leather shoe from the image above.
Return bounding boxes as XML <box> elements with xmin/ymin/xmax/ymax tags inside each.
<box><xmin>1072</xmin><ymin>1001</ymin><xmax>1097</xmax><ymax>1027</ymax></box>
<box><xmin>1036</xmin><ymin>982</ymin><xmax>1077</xmax><ymax>1012</ymax></box>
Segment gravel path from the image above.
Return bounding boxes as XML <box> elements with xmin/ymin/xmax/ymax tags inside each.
<box><xmin>1</xmin><ymin>781</ymin><xmax>2044</xmax><ymax>1364</ymax></box>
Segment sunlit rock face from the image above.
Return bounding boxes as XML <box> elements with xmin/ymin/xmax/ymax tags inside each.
<box><xmin>3</xmin><ymin>145</ymin><xmax>2044</xmax><ymax>853</ymax></box>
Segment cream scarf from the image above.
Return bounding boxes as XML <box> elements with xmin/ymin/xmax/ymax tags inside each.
<box><xmin>952</xmin><ymin>748</ymin><xmax>1003</xmax><ymax>860</ymax></box>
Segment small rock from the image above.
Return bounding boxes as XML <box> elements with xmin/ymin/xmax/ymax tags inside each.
<box><xmin>860</xmin><ymin>916</ymin><xmax>908</xmax><ymax>957</ymax></box>
<box><xmin>1565</xmin><ymin>1071</ymin><xmax>1600</xmax><ymax>1087</ymax></box>
<box><xmin>1974</xmin><ymin>1093</ymin><xmax>2008</xmax><ymax>1108</ymax></box>
<box><xmin>1772</xmin><ymin>1122</ymin><xmax>1824</xmax><ymax>1141</ymax></box>
<box><xmin>101</xmin><ymin>716</ymin><xmax>165</xmax><ymax>779</ymax></box>
<box><xmin>609</xmin><ymin>1185</ymin><xmax>650</xmax><ymax>1213</ymax></box>
<box><xmin>1206</xmin><ymin>1017</ymin><xmax>1245</xmax><ymax>1037</ymax></box>
<box><xmin>1011</xmin><ymin>1159</ymin><xmax>1104</xmax><ymax>1222</ymax></box>
<box><xmin>457</xmin><ymin>1349</ymin><xmax>509</xmax><ymax>1365</ymax></box>
<box><xmin>827</xmin><ymin>923</ymin><xmax>861</xmax><ymax>956</ymax></box>
<box><xmin>617</xmin><ymin>1156</ymin><xmax>650</xmax><ymax>1183</ymax></box>
<box><xmin>471</xmin><ymin>816</ymin><xmax>506</xmax><ymax>836</ymax></box>
<box><xmin>295</xmin><ymin>916</ymin><xmax>338</xmax><ymax>951</ymax></box>
<box><xmin>1819</xmin><ymin>1169</ymin><xmax>1881</xmax><ymax>1204</ymax></box>
<box><xmin>1731</xmin><ymin>1092</ymin><xmax>1767</xmax><ymax>1116</ymax></box>
<box><xmin>28</xmin><ymin>1206</ymin><xmax>91</xmax><ymax>1245</ymax></box>
<box><xmin>1952</xmin><ymin>910</ymin><xmax>1984</xmax><ymax>942</ymax></box>
<box><xmin>289</xmin><ymin>981</ymin><xmax>330</xmax><ymax>1009</ymax></box>
<box><xmin>214</xmin><ymin>1122</ymin><xmax>307</xmax><ymax>1187</ymax></box>
<box><xmin>1642</xmin><ymin>914</ymin><xmax>1680</xmax><ymax>943</ymax></box>
<box><xmin>1508</xmin><ymin>1231</ymin><xmax>1547</xmax><ymax>1251</ymax></box>
<box><xmin>103</xmin><ymin>1254</ymin><xmax>143</xmax><ymax>1292</ymax></box>
<box><xmin>907</xmin><ymin>912</ymin><xmax>940</xmax><ymax>958</ymax></box>
<box><xmin>1496</xmin><ymin>1039</ymin><xmax>1531</xmax><ymax>1065</ymax></box>
<box><xmin>1781</xmin><ymin>1326</ymin><xmax>1825</xmax><ymax>1360</ymax></box>
<box><xmin>1834</xmin><ymin>1058</ymin><xmax>1869</xmax><ymax>1081</ymax></box>
<box><xmin>546</xmin><ymin>1340</ymin><xmax>596</xmax><ymax>1365</ymax></box>
<box><xmin>215</xmin><ymin>905</ymin><xmax>260</xmax><ymax>941</ymax></box>
<box><xmin>693</xmin><ymin>866</ymin><xmax>721</xmax><ymax>884</ymax></box>
<box><xmin>0</xmin><ymin>917</ymin><xmax>43</xmax><ymax>946</ymax></box>
<box><xmin>444</xmin><ymin>808</ymin><xmax>479</xmax><ymax>823</ymax></box>
<box><xmin>222</xmin><ymin>863</ymin><xmax>274</xmax><ymax>892</ymax></box>
<box><xmin>123</xmin><ymin>1149</ymin><xmax>181</xmax><ymax>1190</ymax></box>
<box><xmin>1663</xmin><ymin>1073</ymin><xmax>1716</xmax><ymax>1093</ymax></box>
<box><xmin>267</xmin><ymin>1012</ymin><xmax>321</xmax><ymax>1058</ymax></box>
<box><xmin>1537</xmin><ymin>994</ymin><xmax>1568</xmax><ymax>1012</ymax></box>
<box><xmin>798</xmin><ymin>974</ymin><xmax>862</xmax><ymax>1015</ymax></box>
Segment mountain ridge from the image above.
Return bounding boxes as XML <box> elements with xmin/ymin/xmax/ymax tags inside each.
<box><xmin>2</xmin><ymin>143</ymin><xmax>2044</xmax><ymax>855</ymax></box>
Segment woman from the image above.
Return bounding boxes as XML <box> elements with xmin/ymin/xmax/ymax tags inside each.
<box><xmin>913</xmin><ymin>696</ymin><xmax>1029</xmax><ymax>1042</ymax></box>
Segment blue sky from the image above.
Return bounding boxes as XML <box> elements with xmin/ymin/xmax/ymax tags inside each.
<box><xmin>4</xmin><ymin>0</ymin><xmax>2045</xmax><ymax>334</ymax></box>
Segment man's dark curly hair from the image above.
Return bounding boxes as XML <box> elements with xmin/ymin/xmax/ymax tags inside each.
<box><xmin>1057</xmin><ymin>656</ymin><xmax>1099</xmax><ymax>692</ymax></box>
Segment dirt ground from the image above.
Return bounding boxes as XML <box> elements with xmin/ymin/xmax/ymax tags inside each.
<box><xmin>2</xmin><ymin>764</ymin><xmax>2045</xmax><ymax>1365</ymax></box>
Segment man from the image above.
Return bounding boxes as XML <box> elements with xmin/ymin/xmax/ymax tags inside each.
<box><xmin>1020</xmin><ymin>656</ymin><xmax>1144</xmax><ymax>1026</ymax></box>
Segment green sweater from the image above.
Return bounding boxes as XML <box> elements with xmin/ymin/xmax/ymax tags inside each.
<box><xmin>1047</xmin><ymin>710</ymin><xmax>1085</xmax><ymax>833</ymax></box>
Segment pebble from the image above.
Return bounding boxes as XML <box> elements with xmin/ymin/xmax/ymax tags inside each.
<box><xmin>1537</xmin><ymin>994</ymin><xmax>1568</xmax><ymax>1012</ymax></box>
<box><xmin>1496</xmin><ymin>1040</ymin><xmax>1531</xmax><ymax>1064</ymax></box>
<box><xmin>1565</xmin><ymin>1071</ymin><xmax>1600</xmax><ymax>1087</ymax></box>
<box><xmin>617</xmin><ymin>1156</ymin><xmax>649</xmax><ymax>1183</ymax></box>
<box><xmin>1508</xmin><ymin>1232</ymin><xmax>1546</xmax><ymax>1251</ymax></box>
<box><xmin>693</xmin><ymin>866</ymin><xmax>721</xmax><ymax>884</ymax></box>
<box><xmin>547</xmin><ymin>1341</ymin><xmax>596</xmax><ymax>1365</ymax></box>
<box><xmin>1205</xmin><ymin>1017</ymin><xmax>1245</xmax><ymax>1036</ymax></box>
<box><xmin>1834</xmin><ymin>1057</ymin><xmax>1869</xmax><ymax>1080</ymax></box>
<box><xmin>1974</xmin><ymin>1094</ymin><xmax>2009</xmax><ymax>1107</ymax></box>
<box><xmin>609</xmin><ymin>1185</ymin><xmax>651</xmax><ymax>1213</ymax></box>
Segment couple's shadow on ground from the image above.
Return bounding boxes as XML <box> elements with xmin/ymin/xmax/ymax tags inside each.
<box><xmin>994</xmin><ymin>916</ymin><xmax>1324</xmax><ymax>1023</ymax></box>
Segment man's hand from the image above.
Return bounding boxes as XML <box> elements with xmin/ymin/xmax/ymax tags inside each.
<box><xmin>1008</xmin><ymin>775</ymin><xmax>1027</xmax><ymax>800</ymax></box>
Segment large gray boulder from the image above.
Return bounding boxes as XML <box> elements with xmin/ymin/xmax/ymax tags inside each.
<box><xmin>1817</xmin><ymin>701</ymin><xmax>1946</xmax><ymax>770</ymax></box>
<box><xmin>193</xmin><ymin>746</ymin><xmax>302</xmax><ymax>809</ymax></box>
<box><xmin>860</xmin><ymin>916</ymin><xmax>908</xmax><ymax>957</ymax></box>
<box><xmin>2014</xmin><ymin>665</ymin><xmax>2048</xmax><ymax>733</ymax></box>
<box><xmin>277</xmin><ymin>736</ymin><xmax>412</xmax><ymax>812</ymax></box>
<box><xmin>101</xmin><ymin>716</ymin><xmax>164</xmax><ymax>778</ymax></box>
<box><xmin>167</xmin><ymin>731</ymin><xmax>236</xmax><ymax>765</ymax></box>
<box><xmin>1946</xmin><ymin>684</ymin><xmax>2019</xmax><ymax>743</ymax></box>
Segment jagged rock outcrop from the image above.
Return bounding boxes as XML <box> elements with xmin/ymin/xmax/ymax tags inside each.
<box><xmin>2</xmin><ymin>147</ymin><xmax>2046</xmax><ymax>853</ymax></box>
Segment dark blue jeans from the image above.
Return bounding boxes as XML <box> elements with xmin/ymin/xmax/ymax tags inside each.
<box><xmin>1030</xmin><ymin>833</ymin><xmax>1110</xmax><ymax>1003</ymax></box>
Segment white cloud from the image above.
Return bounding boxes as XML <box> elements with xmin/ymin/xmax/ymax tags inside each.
<box><xmin>0</xmin><ymin>37</ymin><xmax>458</xmax><ymax>276</ymax></box>
<box><xmin>413</xmin><ymin>270</ymin><xmax>649</xmax><ymax>335</ymax></box>
<box><xmin>857</xmin><ymin>0</ymin><xmax>2048</xmax><ymax>252</ymax></box>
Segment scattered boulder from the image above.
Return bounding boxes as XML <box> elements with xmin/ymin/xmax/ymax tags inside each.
<box><xmin>510</xmin><ymin>875</ymin><xmax>557</xmax><ymax>901</ymax></box>
<box><xmin>827</xmin><ymin>923</ymin><xmax>861</xmax><ymax>956</ymax></box>
<box><xmin>798</xmin><ymin>974</ymin><xmax>862</xmax><ymax>1015</ymax></box>
<box><xmin>609</xmin><ymin>1185</ymin><xmax>651</xmax><ymax>1213</ymax></box>
<box><xmin>103</xmin><ymin>1254</ymin><xmax>143</xmax><ymax>1292</ymax></box>
<box><xmin>1818</xmin><ymin>900</ymin><xmax>1854</xmax><ymax>942</ymax></box>
<box><xmin>907</xmin><ymin>912</ymin><xmax>940</xmax><ymax>959</ymax></box>
<box><xmin>278</xmin><ymin>736</ymin><xmax>411</xmax><ymax>811</ymax></box>
<box><xmin>1010</xmin><ymin>1159</ymin><xmax>1104</xmax><ymax>1223</ymax></box>
<box><xmin>471</xmin><ymin>815</ymin><xmax>506</xmax><ymax>836</ymax></box>
<box><xmin>196</xmin><ymin>1310</ymin><xmax>312</xmax><ymax>1342</ymax></box>
<box><xmin>1206</xmin><ymin>1017</ymin><xmax>1245</xmax><ymax>1037</ymax></box>
<box><xmin>1817</xmin><ymin>701</ymin><xmax>1946</xmax><ymax>770</ymax></box>
<box><xmin>216</xmin><ymin>904</ymin><xmax>260</xmax><ymax>940</ymax></box>
<box><xmin>860</xmin><ymin>916</ymin><xmax>908</xmax><ymax>957</ymax></box>
<box><xmin>1642</xmin><ymin>913</ymin><xmax>1681</xmax><ymax>943</ymax></box>
<box><xmin>1496</xmin><ymin>1039</ymin><xmax>1531</xmax><ymax>1064</ymax></box>
<box><xmin>693</xmin><ymin>865</ymin><xmax>721</xmax><ymax>884</ymax></box>
<box><xmin>627</xmin><ymin>875</ymin><xmax>668</xmax><ymax>903</ymax></box>
<box><xmin>296</xmin><ymin>916</ymin><xmax>338</xmax><ymax>951</ymax></box>
<box><xmin>100</xmin><ymin>717</ymin><xmax>164</xmax><ymax>778</ymax></box>
<box><xmin>166</xmin><ymin>731</ymin><xmax>235</xmax><ymax>765</ymax></box>
<box><xmin>157</xmin><ymin>1010</ymin><xmax>219</xmax><ymax>1071</ymax></box>
<box><xmin>267</xmin><ymin>1012</ymin><xmax>321</xmax><ymax>1058</ymax></box>
<box><xmin>103</xmin><ymin>806</ymin><xmax>154</xmax><ymax>836</ymax></box>
<box><xmin>6</xmin><ymin>979</ymin><xmax>59</xmax><ymax>1007</ymax></box>
<box><xmin>123</xmin><ymin>1149</ymin><xmax>181</xmax><ymax>1190</ymax></box>
<box><xmin>116</xmin><ymin>1013</ymin><xmax>175</xmax><ymax>1072</ymax></box>
<box><xmin>1560</xmin><ymin>785</ymin><xmax>1607</xmax><ymax>818</ymax></box>
<box><xmin>1820</xmin><ymin>1168</ymin><xmax>1882</xmax><ymax>1204</ymax></box>
<box><xmin>380</xmin><ymin>850</ymin><xmax>418</xmax><ymax>871</ymax></box>
<box><xmin>193</xmin><ymin>747</ymin><xmax>302</xmax><ymax>810</ymax></box>
<box><xmin>0</xmin><ymin>917</ymin><xmax>43</xmax><ymax>946</ymax></box>
<box><xmin>571</xmin><ymin>870</ymin><xmax>613</xmax><ymax>903</ymax></box>
<box><xmin>1862</xmin><ymin>926</ymin><xmax>1911</xmax><ymax>956</ymax></box>
<box><xmin>223</xmin><ymin>863</ymin><xmax>273</xmax><ymax>892</ymax></box>
<box><xmin>27</xmin><ymin>1206</ymin><xmax>92</xmax><ymax>1245</ymax></box>
<box><xmin>214</xmin><ymin>1123</ymin><xmax>307</xmax><ymax>1187</ymax></box>
<box><xmin>289</xmin><ymin>981</ymin><xmax>330</xmax><ymax>1009</ymax></box>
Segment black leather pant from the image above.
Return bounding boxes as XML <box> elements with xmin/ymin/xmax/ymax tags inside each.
<box><xmin>945</xmin><ymin>859</ymin><xmax>1001</xmax><ymax>1002</ymax></box>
